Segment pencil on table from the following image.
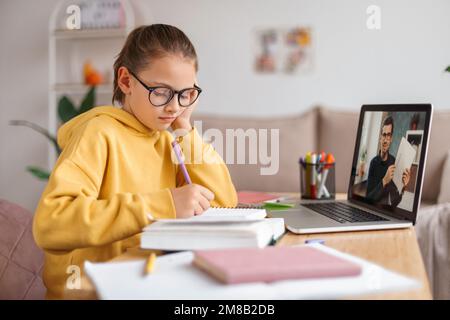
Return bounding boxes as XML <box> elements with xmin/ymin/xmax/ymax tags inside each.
<box><xmin>144</xmin><ymin>252</ymin><xmax>157</xmax><ymax>275</ymax></box>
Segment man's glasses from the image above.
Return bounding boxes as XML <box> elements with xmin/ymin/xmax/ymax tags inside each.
<box><xmin>130</xmin><ymin>71</ymin><xmax>202</xmax><ymax>107</ymax></box>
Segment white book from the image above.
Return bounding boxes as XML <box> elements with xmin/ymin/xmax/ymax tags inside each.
<box><xmin>155</xmin><ymin>207</ymin><xmax>267</xmax><ymax>222</ymax></box>
<box><xmin>393</xmin><ymin>137</ymin><xmax>416</xmax><ymax>192</ymax></box>
<box><xmin>140</xmin><ymin>218</ymin><xmax>285</xmax><ymax>251</ymax></box>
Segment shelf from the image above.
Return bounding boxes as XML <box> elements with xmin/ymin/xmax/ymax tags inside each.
<box><xmin>52</xmin><ymin>83</ymin><xmax>114</xmax><ymax>94</ymax></box>
<box><xmin>53</xmin><ymin>28</ymin><xmax>127</xmax><ymax>40</ymax></box>
<box><xmin>48</xmin><ymin>0</ymin><xmax>134</xmax><ymax>168</ymax></box>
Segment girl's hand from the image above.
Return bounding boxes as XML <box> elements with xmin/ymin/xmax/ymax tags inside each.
<box><xmin>170</xmin><ymin>184</ymin><xmax>214</xmax><ymax>218</ymax></box>
<box><xmin>171</xmin><ymin>104</ymin><xmax>195</xmax><ymax>132</ymax></box>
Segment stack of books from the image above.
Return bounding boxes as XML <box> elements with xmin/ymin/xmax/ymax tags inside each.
<box><xmin>140</xmin><ymin>208</ymin><xmax>285</xmax><ymax>251</ymax></box>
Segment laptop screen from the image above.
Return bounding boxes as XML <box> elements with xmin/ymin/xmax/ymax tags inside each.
<box><xmin>349</xmin><ymin>105</ymin><xmax>432</xmax><ymax>222</ymax></box>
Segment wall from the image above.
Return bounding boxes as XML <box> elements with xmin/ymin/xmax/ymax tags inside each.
<box><xmin>0</xmin><ymin>0</ymin><xmax>59</xmax><ymax>212</ymax></box>
<box><xmin>1</xmin><ymin>0</ymin><xmax>449</xmax><ymax>211</ymax></box>
<box><xmin>143</xmin><ymin>0</ymin><xmax>450</xmax><ymax>115</ymax></box>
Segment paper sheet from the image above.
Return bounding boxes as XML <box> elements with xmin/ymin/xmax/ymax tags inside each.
<box><xmin>84</xmin><ymin>244</ymin><xmax>420</xmax><ymax>300</ymax></box>
<box><xmin>393</xmin><ymin>137</ymin><xmax>416</xmax><ymax>192</ymax></box>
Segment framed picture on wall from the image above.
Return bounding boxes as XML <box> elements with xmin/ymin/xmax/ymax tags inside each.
<box><xmin>254</xmin><ymin>27</ymin><xmax>313</xmax><ymax>74</ymax></box>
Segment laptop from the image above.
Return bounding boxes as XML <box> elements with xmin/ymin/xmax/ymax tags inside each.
<box><xmin>270</xmin><ymin>104</ymin><xmax>433</xmax><ymax>234</ymax></box>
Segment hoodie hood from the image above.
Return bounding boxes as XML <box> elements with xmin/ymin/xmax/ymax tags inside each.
<box><xmin>57</xmin><ymin>106</ymin><xmax>158</xmax><ymax>149</ymax></box>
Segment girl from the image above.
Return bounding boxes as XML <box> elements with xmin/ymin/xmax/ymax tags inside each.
<box><xmin>33</xmin><ymin>24</ymin><xmax>238</xmax><ymax>299</ymax></box>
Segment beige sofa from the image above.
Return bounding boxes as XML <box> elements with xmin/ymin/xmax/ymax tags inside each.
<box><xmin>194</xmin><ymin>107</ymin><xmax>450</xmax><ymax>201</ymax></box>
<box><xmin>193</xmin><ymin>106</ymin><xmax>450</xmax><ymax>299</ymax></box>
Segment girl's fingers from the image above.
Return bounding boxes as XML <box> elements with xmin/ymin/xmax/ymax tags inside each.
<box><xmin>198</xmin><ymin>196</ymin><xmax>211</xmax><ymax>211</ymax></box>
<box><xmin>194</xmin><ymin>203</ymin><xmax>204</xmax><ymax>215</ymax></box>
<box><xmin>198</xmin><ymin>186</ymin><xmax>215</xmax><ymax>201</ymax></box>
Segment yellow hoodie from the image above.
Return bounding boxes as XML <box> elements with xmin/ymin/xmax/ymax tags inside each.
<box><xmin>33</xmin><ymin>106</ymin><xmax>237</xmax><ymax>299</ymax></box>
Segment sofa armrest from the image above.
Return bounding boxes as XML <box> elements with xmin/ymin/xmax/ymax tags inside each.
<box><xmin>416</xmin><ymin>203</ymin><xmax>450</xmax><ymax>299</ymax></box>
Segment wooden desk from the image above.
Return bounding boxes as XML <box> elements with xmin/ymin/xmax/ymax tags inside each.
<box><xmin>64</xmin><ymin>193</ymin><xmax>432</xmax><ymax>300</ymax></box>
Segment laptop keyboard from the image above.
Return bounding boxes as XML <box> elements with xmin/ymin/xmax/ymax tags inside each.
<box><xmin>302</xmin><ymin>202</ymin><xmax>388</xmax><ymax>224</ymax></box>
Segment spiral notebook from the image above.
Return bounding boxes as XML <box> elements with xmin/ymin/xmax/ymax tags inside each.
<box><xmin>155</xmin><ymin>207</ymin><xmax>267</xmax><ymax>222</ymax></box>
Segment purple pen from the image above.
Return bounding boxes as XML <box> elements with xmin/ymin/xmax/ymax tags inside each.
<box><xmin>171</xmin><ymin>140</ymin><xmax>192</xmax><ymax>184</ymax></box>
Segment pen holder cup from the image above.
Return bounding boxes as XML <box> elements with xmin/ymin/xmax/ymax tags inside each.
<box><xmin>299</xmin><ymin>161</ymin><xmax>336</xmax><ymax>200</ymax></box>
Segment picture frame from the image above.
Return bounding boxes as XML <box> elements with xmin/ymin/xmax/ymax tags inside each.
<box><xmin>254</xmin><ymin>27</ymin><xmax>313</xmax><ymax>74</ymax></box>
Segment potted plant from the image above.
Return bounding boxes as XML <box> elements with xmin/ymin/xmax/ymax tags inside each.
<box><xmin>10</xmin><ymin>86</ymin><xmax>96</xmax><ymax>180</ymax></box>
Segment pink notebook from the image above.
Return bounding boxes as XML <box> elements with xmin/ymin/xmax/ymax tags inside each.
<box><xmin>193</xmin><ymin>246</ymin><xmax>362</xmax><ymax>284</ymax></box>
<box><xmin>237</xmin><ymin>191</ymin><xmax>279</xmax><ymax>204</ymax></box>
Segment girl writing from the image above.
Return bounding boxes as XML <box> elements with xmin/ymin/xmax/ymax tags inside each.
<box><xmin>33</xmin><ymin>24</ymin><xmax>237</xmax><ymax>299</ymax></box>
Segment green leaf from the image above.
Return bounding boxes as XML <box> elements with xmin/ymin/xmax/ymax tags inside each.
<box><xmin>79</xmin><ymin>86</ymin><xmax>96</xmax><ymax>114</ymax></box>
<box><xmin>446</xmin><ymin>66</ymin><xmax>450</xmax><ymax>72</ymax></box>
<box><xmin>58</xmin><ymin>96</ymin><xmax>78</xmax><ymax>123</ymax></box>
<box><xmin>9</xmin><ymin>120</ymin><xmax>61</xmax><ymax>154</ymax></box>
<box><xmin>26</xmin><ymin>166</ymin><xmax>50</xmax><ymax>180</ymax></box>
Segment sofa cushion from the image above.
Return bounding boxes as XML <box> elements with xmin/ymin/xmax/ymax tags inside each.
<box><xmin>437</xmin><ymin>150</ymin><xmax>450</xmax><ymax>204</ymax></box>
<box><xmin>192</xmin><ymin>108</ymin><xmax>318</xmax><ymax>192</ymax></box>
<box><xmin>423</xmin><ymin>111</ymin><xmax>450</xmax><ymax>201</ymax></box>
<box><xmin>317</xmin><ymin>107</ymin><xmax>359</xmax><ymax>193</ymax></box>
<box><xmin>0</xmin><ymin>199</ymin><xmax>45</xmax><ymax>299</ymax></box>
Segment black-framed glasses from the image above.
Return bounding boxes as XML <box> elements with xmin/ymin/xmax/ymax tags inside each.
<box><xmin>130</xmin><ymin>71</ymin><xmax>202</xmax><ymax>107</ymax></box>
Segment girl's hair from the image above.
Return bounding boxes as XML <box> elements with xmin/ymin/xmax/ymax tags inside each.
<box><xmin>112</xmin><ymin>24</ymin><xmax>198</xmax><ymax>105</ymax></box>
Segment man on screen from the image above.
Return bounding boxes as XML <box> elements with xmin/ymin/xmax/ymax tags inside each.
<box><xmin>366</xmin><ymin>116</ymin><xmax>411</xmax><ymax>207</ymax></box>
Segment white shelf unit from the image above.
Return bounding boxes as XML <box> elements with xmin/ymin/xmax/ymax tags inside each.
<box><xmin>53</xmin><ymin>28</ymin><xmax>129</xmax><ymax>39</ymax></box>
<box><xmin>48</xmin><ymin>0</ymin><xmax>134</xmax><ymax>168</ymax></box>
